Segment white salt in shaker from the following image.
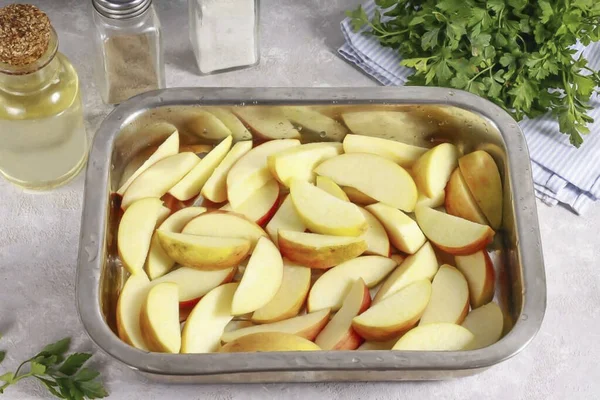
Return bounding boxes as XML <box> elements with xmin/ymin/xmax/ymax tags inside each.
<box><xmin>188</xmin><ymin>0</ymin><xmax>260</xmax><ymax>74</ymax></box>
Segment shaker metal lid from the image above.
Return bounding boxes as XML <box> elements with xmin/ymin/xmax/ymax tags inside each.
<box><xmin>0</xmin><ymin>4</ymin><xmax>51</xmax><ymax>66</ymax></box>
<box><xmin>92</xmin><ymin>0</ymin><xmax>152</xmax><ymax>20</ymax></box>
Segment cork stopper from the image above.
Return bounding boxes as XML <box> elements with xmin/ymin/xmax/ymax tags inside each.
<box><xmin>0</xmin><ymin>4</ymin><xmax>51</xmax><ymax>66</ymax></box>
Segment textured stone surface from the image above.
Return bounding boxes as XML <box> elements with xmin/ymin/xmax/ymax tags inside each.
<box><xmin>0</xmin><ymin>0</ymin><xmax>599</xmax><ymax>399</ymax></box>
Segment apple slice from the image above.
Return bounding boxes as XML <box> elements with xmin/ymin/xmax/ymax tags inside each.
<box><xmin>342</xmin><ymin>134</ymin><xmax>427</xmax><ymax>167</ymax></box>
<box><xmin>220</xmin><ymin>179</ymin><xmax>280</xmax><ymax>226</ymax></box>
<box><xmin>116</xmin><ymin>274</ymin><xmax>151</xmax><ymax>350</ymax></box>
<box><xmin>315</xmin><ymin>153</ymin><xmax>417</xmax><ymax>212</ymax></box>
<box><xmin>373</xmin><ymin>242</ymin><xmax>439</xmax><ymax>305</ymax></box>
<box><xmin>315</xmin><ymin>279</ymin><xmax>371</xmax><ymax>350</ymax></box>
<box><xmin>220</xmin><ymin>332</ymin><xmax>321</xmax><ymax>353</ymax></box>
<box><xmin>233</xmin><ymin>107</ymin><xmax>300</xmax><ymax>140</ymax></box>
<box><xmin>455</xmin><ymin>251</ymin><xmax>495</xmax><ymax>309</ymax></box>
<box><xmin>145</xmin><ymin>207</ymin><xmax>207</xmax><ymax>279</ymax></box>
<box><xmin>461</xmin><ymin>302</ymin><xmax>504</xmax><ymax>349</ymax></box>
<box><xmin>221</xmin><ymin>309</ymin><xmax>330</xmax><ymax>343</ymax></box>
<box><xmin>118</xmin><ymin>198</ymin><xmax>165</xmax><ymax>276</ymax></box>
<box><xmin>279</xmin><ymin>230</ymin><xmax>367</xmax><ymax>269</ymax></box>
<box><xmin>180</xmin><ymin>282</ymin><xmax>238</xmax><ymax>353</ymax></box>
<box><xmin>357</xmin><ymin>338</ymin><xmax>400</xmax><ymax>350</ymax></box>
<box><xmin>392</xmin><ymin>323</ymin><xmax>474</xmax><ymax>351</ymax></box>
<box><xmin>139</xmin><ymin>282</ymin><xmax>180</xmax><ymax>353</ymax></box>
<box><xmin>183</xmin><ymin>109</ymin><xmax>232</xmax><ymax>140</ymax></box>
<box><xmin>445</xmin><ymin>168</ymin><xmax>488</xmax><ymax>225</ymax></box>
<box><xmin>342</xmin><ymin>186</ymin><xmax>377</xmax><ymax>205</ymax></box>
<box><xmin>412</xmin><ymin>143</ymin><xmax>459</xmax><ymax>198</ymax></box>
<box><xmin>227</xmin><ymin>139</ymin><xmax>300</xmax><ymax>208</ymax></box>
<box><xmin>265</xmin><ymin>195</ymin><xmax>306</xmax><ymax>245</ymax></box>
<box><xmin>117</xmin><ymin>130</ymin><xmax>179</xmax><ymax>195</ymax></box>
<box><xmin>459</xmin><ymin>150</ymin><xmax>503</xmax><ymax>229</ymax></box>
<box><xmin>316</xmin><ymin>176</ymin><xmax>349</xmax><ymax>201</ymax></box>
<box><xmin>365</xmin><ymin>202</ymin><xmax>426</xmax><ymax>254</ymax></box>
<box><xmin>290</xmin><ymin>179</ymin><xmax>367</xmax><ymax>236</ymax></box>
<box><xmin>358</xmin><ymin>207</ymin><xmax>390</xmax><ymax>257</ymax></box>
<box><xmin>419</xmin><ymin>265</ymin><xmax>469</xmax><ymax>325</ymax></box>
<box><xmin>308</xmin><ymin>256</ymin><xmax>396</xmax><ymax>312</ymax></box>
<box><xmin>206</xmin><ymin>108</ymin><xmax>252</xmax><ymax>140</ymax></box>
<box><xmin>252</xmin><ymin>260</ymin><xmax>311</xmax><ymax>323</ymax></box>
<box><xmin>156</xmin><ymin>231</ymin><xmax>251</xmax><ymax>270</ymax></box>
<box><xmin>390</xmin><ymin>254</ymin><xmax>406</xmax><ymax>265</ymax></box>
<box><xmin>169</xmin><ymin>136</ymin><xmax>232</xmax><ymax>200</ymax></box>
<box><xmin>352</xmin><ymin>279</ymin><xmax>432</xmax><ymax>341</ymax></box>
<box><xmin>231</xmin><ymin>237</ymin><xmax>284</xmax><ymax>315</ymax></box>
<box><xmin>179</xmin><ymin>144</ymin><xmax>214</xmax><ymax>154</ymax></box>
<box><xmin>416</xmin><ymin>190</ymin><xmax>445</xmax><ymax>209</ymax></box>
<box><xmin>121</xmin><ymin>152</ymin><xmax>200</xmax><ymax>209</ymax></box>
<box><xmin>280</xmin><ymin>106</ymin><xmax>348</xmax><ymax>141</ymax></box>
<box><xmin>267</xmin><ymin>142</ymin><xmax>343</xmax><ymax>186</ymax></box>
<box><xmin>342</xmin><ymin>111</ymin><xmax>436</xmax><ymax>141</ymax></box>
<box><xmin>201</xmin><ymin>140</ymin><xmax>253</xmax><ymax>203</ymax></box>
<box><xmin>415</xmin><ymin>205</ymin><xmax>495</xmax><ymax>255</ymax></box>
<box><xmin>182</xmin><ymin>211</ymin><xmax>268</xmax><ymax>252</ymax></box>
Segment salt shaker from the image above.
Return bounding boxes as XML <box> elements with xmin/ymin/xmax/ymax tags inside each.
<box><xmin>91</xmin><ymin>0</ymin><xmax>165</xmax><ymax>104</ymax></box>
<box><xmin>189</xmin><ymin>0</ymin><xmax>260</xmax><ymax>75</ymax></box>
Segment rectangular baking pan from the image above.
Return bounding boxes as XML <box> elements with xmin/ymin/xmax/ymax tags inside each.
<box><xmin>77</xmin><ymin>87</ymin><xmax>546</xmax><ymax>382</ymax></box>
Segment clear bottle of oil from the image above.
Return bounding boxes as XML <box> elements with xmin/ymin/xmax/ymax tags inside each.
<box><xmin>0</xmin><ymin>4</ymin><xmax>88</xmax><ymax>190</ymax></box>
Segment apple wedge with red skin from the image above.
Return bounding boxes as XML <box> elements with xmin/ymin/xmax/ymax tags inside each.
<box><xmin>220</xmin><ymin>179</ymin><xmax>280</xmax><ymax>226</ymax></box>
<box><xmin>445</xmin><ymin>168</ymin><xmax>488</xmax><ymax>225</ymax></box>
<box><xmin>412</xmin><ymin>143</ymin><xmax>458</xmax><ymax>198</ymax></box>
<box><xmin>455</xmin><ymin>250</ymin><xmax>495</xmax><ymax>309</ymax></box>
<box><xmin>392</xmin><ymin>323</ymin><xmax>475</xmax><ymax>351</ymax></box>
<box><xmin>139</xmin><ymin>283</ymin><xmax>181</xmax><ymax>353</ymax></box>
<box><xmin>461</xmin><ymin>302</ymin><xmax>504</xmax><ymax>349</ymax></box>
<box><xmin>419</xmin><ymin>265</ymin><xmax>470</xmax><ymax>325</ymax></box>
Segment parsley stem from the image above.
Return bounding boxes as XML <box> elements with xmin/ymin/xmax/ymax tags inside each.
<box><xmin>469</xmin><ymin>64</ymin><xmax>496</xmax><ymax>83</ymax></box>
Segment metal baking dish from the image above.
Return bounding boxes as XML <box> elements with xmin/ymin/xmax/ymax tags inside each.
<box><xmin>77</xmin><ymin>87</ymin><xmax>546</xmax><ymax>382</ymax></box>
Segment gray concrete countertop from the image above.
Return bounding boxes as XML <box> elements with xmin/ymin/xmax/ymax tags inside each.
<box><xmin>1</xmin><ymin>0</ymin><xmax>599</xmax><ymax>399</ymax></box>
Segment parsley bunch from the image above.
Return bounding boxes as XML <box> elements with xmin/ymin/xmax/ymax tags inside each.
<box><xmin>349</xmin><ymin>0</ymin><xmax>600</xmax><ymax>147</ymax></box>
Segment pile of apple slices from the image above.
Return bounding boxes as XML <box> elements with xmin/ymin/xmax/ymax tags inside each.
<box><xmin>115</xmin><ymin>117</ymin><xmax>506</xmax><ymax>354</ymax></box>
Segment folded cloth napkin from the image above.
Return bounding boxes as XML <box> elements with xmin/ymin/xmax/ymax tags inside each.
<box><xmin>339</xmin><ymin>0</ymin><xmax>600</xmax><ymax>214</ymax></box>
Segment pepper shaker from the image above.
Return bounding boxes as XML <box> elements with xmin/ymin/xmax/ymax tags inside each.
<box><xmin>91</xmin><ymin>0</ymin><xmax>165</xmax><ymax>104</ymax></box>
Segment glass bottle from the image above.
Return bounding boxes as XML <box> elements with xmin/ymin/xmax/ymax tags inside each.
<box><xmin>189</xmin><ymin>0</ymin><xmax>260</xmax><ymax>75</ymax></box>
<box><xmin>0</xmin><ymin>4</ymin><xmax>88</xmax><ymax>190</ymax></box>
<box><xmin>91</xmin><ymin>0</ymin><xmax>165</xmax><ymax>104</ymax></box>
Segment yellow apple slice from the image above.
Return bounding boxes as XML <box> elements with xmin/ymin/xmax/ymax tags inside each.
<box><xmin>445</xmin><ymin>168</ymin><xmax>488</xmax><ymax>225</ymax></box>
<box><xmin>227</xmin><ymin>139</ymin><xmax>300</xmax><ymax>208</ymax></box>
<box><xmin>121</xmin><ymin>152</ymin><xmax>200</xmax><ymax>209</ymax></box>
<box><xmin>459</xmin><ymin>150</ymin><xmax>503</xmax><ymax>229</ymax></box>
<box><xmin>145</xmin><ymin>207</ymin><xmax>207</xmax><ymax>279</ymax></box>
<box><xmin>308</xmin><ymin>256</ymin><xmax>396</xmax><ymax>312</ymax></box>
<box><xmin>352</xmin><ymin>279</ymin><xmax>432</xmax><ymax>341</ymax></box>
<box><xmin>358</xmin><ymin>207</ymin><xmax>390</xmax><ymax>257</ymax></box>
<box><xmin>416</xmin><ymin>190</ymin><xmax>445</xmax><ymax>208</ymax></box>
<box><xmin>116</xmin><ymin>274</ymin><xmax>151</xmax><ymax>350</ymax></box>
<box><xmin>156</xmin><ymin>231</ymin><xmax>251</xmax><ymax>271</ymax></box>
<box><xmin>278</xmin><ymin>230</ymin><xmax>367</xmax><ymax>269</ymax></box>
<box><xmin>455</xmin><ymin>251</ymin><xmax>495</xmax><ymax>309</ymax></box>
<box><xmin>357</xmin><ymin>338</ymin><xmax>401</xmax><ymax>350</ymax></box>
<box><xmin>222</xmin><ymin>309</ymin><xmax>330</xmax><ymax>343</ymax></box>
<box><xmin>267</xmin><ymin>142</ymin><xmax>343</xmax><ymax>186</ymax></box>
<box><xmin>183</xmin><ymin>109</ymin><xmax>232</xmax><ymax>140</ymax></box>
<box><xmin>252</xmin><ymin>260</ymin><xmax>311</xmax><ymax>323</ymax></box>
<box><xmin>419</xmin><ymin>265</ymin><xmax>469</xmax><ymax>325</ymax></box>
<box><xmin>415</xmin><ymin>205</ymin><xmax>495</xmax><ymax>255</ymax></box>
<box><xmin>117</xmin><ymin>130</ymin><xmax>179</xmax><ymax>195</ymax></box>
<box><xmin>315</xmin><ymin>279</ymin><xmax>371</xmax><ymax>350</ymax></box>
<box><xmin>206</xmin><ymin>108</ymin><xmax>252</xmax><ymax>140</ymax></box>
<box><xmin>231</xmin><ymin>237</ymin><xmax>284</xmax><ymax>315</ymax></box>
<box><xmin>316</xmin><ymin>176</ymin><xmax>349</xmax><ymax>201</ymax></box>
<box><xmin>139</xmin><ymin>282</ymin><xmax>180</xmax><ymax>353</ymax></box>
<box><xmin>233</xmin><ymin>107</ymin><xmax>301</xmax><ymax>140</ymax></box>
<box><xmin>201</xmin><ymin>140</ymin><xmax>253</xmax><ymax>203</ymax></box>
<box><xmin>365</xmin><ymin>202</ymin><xmax>426</xmax><ymax>254</ymax></box>
<box><xmin>180</xmin><ymin>282</ymin><xmax>238</xmax><ymax>353</ymax></box>
<box><xmin>342</xmin><ymin>186</ymin><xmax>377</xmax><ymax>205</ymax></box>
<box><xmin>412</xmin><ymin>143</ymin><xmax>459</xmax><ymax>198</ymax></box>
<box><xmin>182</xmin><ymin>211</ymin><xmax>268</xmax><ymax>252</ymax></box>
<box><xmin>220</xmin><ymin>179</ymin><xmax>280</xmax><ymax>226</ymax></box>
<box><xmin>373</xmin><ymin>242</ymin><xmax>438</xmax><ymax>305</ymax></box>
<box><xmin>290</xmin><ymin>179</ymin><xmax>367</xmax><ymax>236</ymax></box>
<box><xmin>280</xmin><ymin>106</ymin><xmax>348</xmax><ymax>141</ymax></box>
<box><xmin>342</xmin><ymin>134</ymin><xmax>428</xmax><ymax>167</ymax></box>
<box><xmin>342</xmin><ymin>111</ymin><xmax>436</xmax><ymax>141</ymax></box>
<box><xmin>265</xmin><ymin>195</ymin><xmax>306</xmax><ymax>245</ymax></box>
<box><xmin>117</xmin><ymin>198</ymin><xmax>165</xmax><ymax>275</ymax></box>
<box><xmin>392</xmin><ymin>323</ymin><xmax>474</xmax><ymax>351</ymax></box>
<box><xmin>315</xmin><ymin>153</ymin><xmax>417</xmax><ymax>212</ymax></box>
<box><xmin>461</xmin><ymin>302</ymin><xmax>504</xmax><ymax>349</ymax></box>
<box><xmin>220</xmin><ymin>332</ymin><xmax>321</xmax><ymax>353</ymax></box>
<box><xmin>169</xmin><ymin>136</ymin><xmax>232</xmax><ymax>200</ymax></box>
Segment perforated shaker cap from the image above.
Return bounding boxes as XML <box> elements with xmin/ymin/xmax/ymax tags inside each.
<box><xmin>92</xmin><ymin>0</ymin><xmax>152</xmax><ymax>20</ymax></box>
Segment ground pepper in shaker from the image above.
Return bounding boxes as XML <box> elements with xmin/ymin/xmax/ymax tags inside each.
<box><xmin>91</xmin><ymin>0</ymin><xmax>165</xmax><ymax>104</ymax></box>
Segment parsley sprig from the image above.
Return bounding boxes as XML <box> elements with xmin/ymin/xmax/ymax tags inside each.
<box><xmin>0</xmin><ymin>337</ymin><xmax>107</xmax><ymax>399</ymax></box>
<box><xmin>348</xmin><ymin>0</ymin><xmax>600</xmax><ymax>147</ymax></box>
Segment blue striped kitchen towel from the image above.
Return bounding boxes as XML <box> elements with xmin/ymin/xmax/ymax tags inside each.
<box><xmin>339</xmin><ymin>0</ymin><xmax>600</xmax><ymax>214</ymax></box>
